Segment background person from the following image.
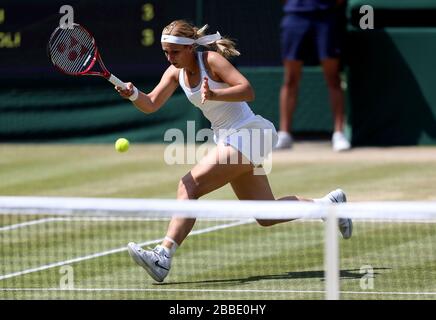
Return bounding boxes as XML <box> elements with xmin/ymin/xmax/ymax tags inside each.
<box><xmin>276</xmin><ymin>0</ymin><xmax>351</xmax><ymax>151</ymax></box>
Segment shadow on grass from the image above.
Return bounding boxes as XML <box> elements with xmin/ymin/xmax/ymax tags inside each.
<box><xmin>158</xmin><ymin>267</ymin><xmax>390</xmax><ymax>286</ymax></box>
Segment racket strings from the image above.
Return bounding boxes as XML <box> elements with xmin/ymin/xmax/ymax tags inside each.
<box><xmin>52</xmin><ymin>28</ymin><xmax>93</xmax><ymax>72</ymax></box>
<box><xmin>50</xmin><ymin>31</ymin><xmax>81</xmax><ymax>72</ymax></box>
<box><xmin>49</xmin><ymin>26</ymin><xmax>96</xmax><ymax>74</ymax></box>
<box><xmin>67</xmin><ymin>31</ymin><xmax>94</xmax><ymax>73</ymax></box>
<box><xmin>63</xmin><ymin>29</ymin><xmax>94</xmax><ymax>73</ymax></box>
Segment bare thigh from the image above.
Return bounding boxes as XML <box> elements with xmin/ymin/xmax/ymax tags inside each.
<box><xmin>166</xmin><ymin>144</ymin><xmax>255</xmax><ymax>245</ymax></box>
<box><xmin>230</xmin><ymin>169</ymin><xmax>298</xmax><ymax>226</ymax></box>
<box><xmin>179</xmin><ymin>143</ymin><xmax>254</xmax><ymax>199</ymax></box>
<box><xmin>230</xmin><ymin>169</ymin><xmax>275</xmax><ymax>200</ymax></box>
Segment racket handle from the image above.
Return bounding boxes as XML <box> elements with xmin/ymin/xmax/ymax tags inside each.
<box><xmin>109</xmin><ymin>74</ymin><xmax>139</xmax><ymax>101</ymax></box>
<box><xmin>108</xmin><ymin>74</ymin><xmax>127</xmax><ymax>89</ymax></box>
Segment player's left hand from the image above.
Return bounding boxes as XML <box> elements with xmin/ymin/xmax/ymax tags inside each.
<box><xmin>201</xmin><ymin>77</ymin><xmax>214</xmax><ymax>104</ymax></box>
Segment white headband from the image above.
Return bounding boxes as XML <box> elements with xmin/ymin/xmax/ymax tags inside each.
<box><xmin>161</xmin><ymin>32</ymin><xmax>222</xmax><ymax>46</ymax></box>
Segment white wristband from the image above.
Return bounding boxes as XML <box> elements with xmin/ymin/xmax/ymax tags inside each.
<box><xmin>128</xmin><ymin>86</ymin><xmax>139</xmax><ymax>102</ymax></box>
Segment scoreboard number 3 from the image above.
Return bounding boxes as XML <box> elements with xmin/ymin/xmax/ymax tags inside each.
<box><xmin>141</xmin><ymin>29</ymin><xmax>154</xmax><ymax>47</ymax></box>
<box><xmin>142</xmin><ymin>3</ymin><xmax>154</xmax><ymax>21</ymax></box>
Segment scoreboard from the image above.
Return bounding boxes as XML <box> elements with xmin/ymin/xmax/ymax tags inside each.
<box><xmin>0</xmin><ymin>0</ymin><xmax>282</xmax><ymax>82</ymax></box>
<box><xmin>0</xmin><ymin>0</ymin><xmax>197</xmax><ymax>82</ymax></box>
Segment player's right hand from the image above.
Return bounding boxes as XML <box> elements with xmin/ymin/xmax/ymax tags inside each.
<box><xmin>115</xmin><ymin>82</ymin><xmax>135</xmax><ymax>99</ymax></box>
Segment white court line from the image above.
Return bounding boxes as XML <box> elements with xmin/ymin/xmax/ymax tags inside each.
<box><xmin>0</xmin><ymin>217</ymin><xmax>62</xmax><ymax>232</ymax></box>
<box><xmin>0</xmin><ymin>219</ymin><xmax>253</xmax><ymax>281</ymax></box>
<box><xmin>0</xmin><ymin>216</ymin><xmax>235</xmax><ymax>232</ymax></box>
<box><xmin>0</xmin><ymin>288</ymin><xmax>324</xmax><ymax>293</ymax></box>
<box><xmin>2</xmin><ymin>216</ymin><xmax>435</xmax><ymax>233</ymax></box>
<box><xmin>341</xmin><ymin>290</ymin><xmax>436</xmax><ymax>296</ymax></box>
<box><xmin>1</xmin><ymin>287</ymin><xmax>436</xmax><ymax>296</ymax></box>
<box><xmin>1</xmin><ymin>212</ymin><xmax>435</xmax><ymax>234</ymax></box>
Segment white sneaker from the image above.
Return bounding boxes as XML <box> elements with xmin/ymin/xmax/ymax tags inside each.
<box><xmin>275</xmin><ymin>131</ymin><xmax>293</xmax><ymax>149</ymax></box>
<box><xmin>324</xmin><ymin>189</ymin><xmax>353</xmax><ymax>239</ymax></box>
<box><xmin>127</xmin><ymin>242</ymin><xmax>171</xmax><ymax>282</ymax></box>
<box><xmin>332</xmin><ymin>131</ymin><xmax>351</xmax><ymax>152</ymax></box>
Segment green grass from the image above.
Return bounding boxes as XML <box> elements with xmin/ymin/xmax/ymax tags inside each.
<box><xmin>1</xmin><ymin>143</ymin><xmax>436</xmax><ymax>299</ymax></box>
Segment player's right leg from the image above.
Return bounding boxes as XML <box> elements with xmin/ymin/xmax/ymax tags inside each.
<box><xmin>127</xmin><ymin>242</ymin><xmax>171</xmax><ymax>283</ymax></box>
<box><xmin>127</xmin><ymin>143</ymin><xmax>254</xmax><ymax>282</ymax></box>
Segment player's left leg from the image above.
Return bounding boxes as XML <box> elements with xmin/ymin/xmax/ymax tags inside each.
<box><xmin>230</xmin><ymin>169</ymin><xmax>352</xmax><ymax>238</ymax></box>
<box><xmin>229</xmin><ymin>168</ymin><xmax>310</xmax><ymax>226</ymax></box>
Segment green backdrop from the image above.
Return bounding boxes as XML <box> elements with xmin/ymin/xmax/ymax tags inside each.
<box><xmin>0</xmin><ymin>67</ymin><xmax>333</xmax><ymax>143</ymax></box>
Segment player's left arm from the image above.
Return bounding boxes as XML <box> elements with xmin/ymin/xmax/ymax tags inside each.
<box><xmin>202</xmin><ymin>51</ymin><xmax>255</xmax><ymax>103</ymax></box>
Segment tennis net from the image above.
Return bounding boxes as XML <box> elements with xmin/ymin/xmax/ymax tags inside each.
<box><xmin>1</xmin><ymin>196</ymin><xmax>436</xmax><ymax>300</ymax></box>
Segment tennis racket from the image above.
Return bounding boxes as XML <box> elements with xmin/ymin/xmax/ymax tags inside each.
<box><xmin>48</xmin><ymin>23</ymin><xmax>127</xmax><ymax>89</ymax></box>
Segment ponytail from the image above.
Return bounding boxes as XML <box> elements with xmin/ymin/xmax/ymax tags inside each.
<box><xmin>195</xmin><ymin>24</ymin><xmax>240</xmax><ymax>59</ymax></box>
<box><xmin>163</xmin><ymin>20</ymin><xmax>240</xmax><ymax>59</ymax></box>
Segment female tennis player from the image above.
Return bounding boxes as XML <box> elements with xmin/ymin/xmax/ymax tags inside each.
<box><xmin>115</xmin><ymin>20</ymin><xmax>352</xmax><ymax>282</ymax></box>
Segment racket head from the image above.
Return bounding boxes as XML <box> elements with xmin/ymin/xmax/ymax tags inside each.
<box><xmin>48</xmin><ymin>23</ymin><xmax>105</xmax><ymax>77</ymax></box>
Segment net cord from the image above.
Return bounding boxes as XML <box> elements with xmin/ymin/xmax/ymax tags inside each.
<box><xmin>0</xmin><ymin>196</ymin><xmax>436</xmax><ymax>220</ymax></box>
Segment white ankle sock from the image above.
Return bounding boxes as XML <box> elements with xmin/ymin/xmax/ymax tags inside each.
<box><xmin>162</xmin><ymin>236</ymin><xmax>178</xmax><ymax>257</ymax></box>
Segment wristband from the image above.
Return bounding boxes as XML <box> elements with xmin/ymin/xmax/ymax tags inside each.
<box><xmin>128</xmin><ymin>86</ymin><xmax>139</xmax><ymax>102</ymax></box>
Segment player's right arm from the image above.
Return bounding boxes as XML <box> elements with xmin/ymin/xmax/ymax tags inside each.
<box><xmin>116</xmin><ymin>65</ymin><xmax>179</xmax><ymax>114</ymax></box>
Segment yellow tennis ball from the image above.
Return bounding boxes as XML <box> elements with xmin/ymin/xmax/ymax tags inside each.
<box><xmin>115</xmin><ymin>138</ymin><xmax>129</xmax><ymax>153</ymax></box>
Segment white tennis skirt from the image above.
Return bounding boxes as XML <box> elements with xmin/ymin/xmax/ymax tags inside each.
<box><xmin>213</xmin><ymin>115</ymin><xmax>278</xmax><ymax>166</ymax></box>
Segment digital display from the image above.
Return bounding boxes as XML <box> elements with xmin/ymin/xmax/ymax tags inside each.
<box><xmin>0</xmin><ymin>0</ymin><xmax>283</xmax><ymax>83</ymax></box>
<box><xmin>0</xmin><ymin>0</ymin><xmax>186</xmax><ymax>82</ymax></box>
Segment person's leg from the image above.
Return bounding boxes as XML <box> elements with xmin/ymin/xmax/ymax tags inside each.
<box><xmin>230</xmin><ymin>169</ymin><xmax>312</xmax><ymax>226</ymax></box>
<box><xmin>321</xmin><ymin>58</ymin><xmax>345</xmax><ymax>133</ymax></box>
<box><xmin>163</xmin><ymin>144</ymin><xmax>253</xmax><ymax>248</ymax></box>
<box><xmin>279</xmin><ymin>60</ymin><xmax>304</xmax><ymax>134</ymax></box>
<box><xmin>321</xmin><ymin>58</ymin><xmax>350</xmax><ymax>151</ymax></box>
<box><xmin>278</xmin><ymin>13</ymin><xmax>309</xmax><ymax>149</ymax></box>
<box><xmin>127</xmin><ymin>144</ymin><xmax>254</xmax><ymax>282</ymax></box>
<box><xmin>316</xmin><ymin>9</ymin><xmax>350</xmax><ymax>151</ymax></box>
<box><xmin>230</xmin><ymin>170</ymin><xmax>352</xmax><ymax>236</ymax></box>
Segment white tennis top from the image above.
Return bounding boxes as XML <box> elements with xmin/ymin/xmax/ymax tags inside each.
<box><xmin>178</xmin><ymin>52</ymin><xmax>278</xmax><ymax>166</ymax></box>
<box><xmin>178</xmin><ymin>52</ymin><xmax>256</xmax><ymax>132</ymax></box>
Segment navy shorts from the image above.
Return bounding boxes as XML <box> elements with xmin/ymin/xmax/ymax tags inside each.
<box><xmin>280</xmin><ymin>10</ymin><xmax>343</xmax><ymax>62</ymax></box>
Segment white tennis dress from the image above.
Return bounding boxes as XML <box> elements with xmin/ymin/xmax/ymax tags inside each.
<box><xmin>178</xmin><ymin>52</ymin><xmax>278</xmax><ymax>166</ymax></box>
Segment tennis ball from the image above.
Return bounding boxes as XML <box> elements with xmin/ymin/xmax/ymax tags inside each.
<box><xmin>115</xmin><ymin>138</ymin><xmax>129</xmax><ymax>153</ymax></box>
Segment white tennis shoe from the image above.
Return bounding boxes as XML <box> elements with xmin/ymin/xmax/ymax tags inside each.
<box><xmin>324</xmin><ymin>189</ymin><xmax>353</xmax><ymax>239</ymax></box>
<box><xmin>332</xmin><ymin>131</ymin><xmax>351</xmax><ymax>152</ymax></box>
<box><xmin>127</xmin><ymin>242</ymin><xmax>171</xmax><ymax>282</ymax></box>
<box><xmin>275</xmin><ymin>131</ymin><xmax>293</xmax><ymax>149</ymax></box>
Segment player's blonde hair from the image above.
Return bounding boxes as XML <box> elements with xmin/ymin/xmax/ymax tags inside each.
<box><xmin>162</xmin><ymin>20</ymin><xmax>240</xmax><ymax>59</ymax></box>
